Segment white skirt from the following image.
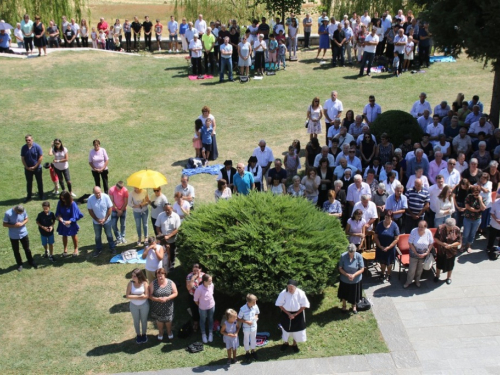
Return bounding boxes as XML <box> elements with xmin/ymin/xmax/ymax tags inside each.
<box><xmin>307</xmin><ymin>120</ymin><xmax>322</xmax><ymax>134</ymax></box>
<box><xmin>282</xmin><ymin>328</ymin><xmax>307</xmax><ymax>343</ymax></box>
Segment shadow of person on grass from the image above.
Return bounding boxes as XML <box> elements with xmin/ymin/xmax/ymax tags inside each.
<box><xmin>87</xmin><ymin>335</ymin><xmax>163</xmax><ymax>356</ymax></box>
<box><xmin>171</xmin><ymin>159</ymin><xmax>189</xmax><ymax>167</ymax></box>
<box><xmin>109</xmin><ymin>302</ymin><xmax>129</xmax><ymax>314</ymax></box>
<box><xmin>370</xmin><ymin>74</ymin><xmax>394</xmax><ymax>80</ymax></box>
<box><xmin>457</xmin><ymin>248</ymin><xmax>489</xmax><ymax>264</ymax></box>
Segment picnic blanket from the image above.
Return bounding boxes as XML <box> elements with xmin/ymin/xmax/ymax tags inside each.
<box><xmin>182</xmin><ymin>164</ymin><xmax>223</xmax><ymax>177</ymax></box>
<box><xmin>188</xmin><ymin>75</ymin><xmax>214</xmax><ymax>80</ymax></box>
<box><xmin>110</xmin><ymin>249</ymin><xmax>146</xmax><ymax>264</ymax></box>
<box><xmin>430</xmin><ymin>56</ymin><xmax>456</xmax><ymax>63</ymax></box>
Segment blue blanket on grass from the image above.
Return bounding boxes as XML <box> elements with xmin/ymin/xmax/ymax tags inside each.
<box><xmin>430</xmin><ymin>56</ymin><xmax>456</xmax><ymax>63</ymax></box>
<box><xmin>182</xmin><ymin>164</ymin><xmax>223</xmax><ymax>177</ymax></box>
<box><xmin>110</xmin><ymin>249</ymin><xmax>146</xmax><ymax>264</ymax></box>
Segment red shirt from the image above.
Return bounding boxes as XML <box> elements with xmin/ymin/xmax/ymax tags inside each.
<box><xmin>108</xmin><ymin>185</ymin><xmax>129</xmax><ymax>211</ymax></box>
<box><xmin>98</xmin><ymin>21</ymin><xmax>109</xmax><ymax>35</ymax></box>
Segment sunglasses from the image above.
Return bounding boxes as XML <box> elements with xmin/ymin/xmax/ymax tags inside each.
<box><xmin>153</xmin><ymin>189</ymin><xmax>160</xmax><ymax>192</ymax></box>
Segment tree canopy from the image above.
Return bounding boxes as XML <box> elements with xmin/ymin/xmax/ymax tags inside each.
<box><xmin>257</xmin><ymin>0</ymin><xmax>304</xmax><ymax>21</ymax></box>
<box><xmin>1</xmin><ymin>0</ymin><xmax>89</xmax><ymax>26</ymax></box>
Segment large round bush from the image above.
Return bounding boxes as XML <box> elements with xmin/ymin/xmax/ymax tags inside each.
<box><xmin>370</xmin><ymin>110</ymin><xmax>423</xmax><ymax>148</ymax></box>
<box><xmin>177</xmin><ymin>192</ymin><xmax>348</xmax><ymax>302</ymax></box>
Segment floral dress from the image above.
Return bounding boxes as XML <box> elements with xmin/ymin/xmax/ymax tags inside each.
<box><xmin>307</xmin><ymin>105</ymin><xmax>323</xmax><ymax>134</ymax></box>
<box><xmin>150</xmin><ymin>279</ymin><xmax>174</xmax><ymax>322</ymax></box>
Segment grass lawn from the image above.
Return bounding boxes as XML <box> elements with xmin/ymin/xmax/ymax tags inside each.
<box><xmin>0</xmin><ymin>50</ymin><xmax>493</xmax><ymax>374</ymax></box>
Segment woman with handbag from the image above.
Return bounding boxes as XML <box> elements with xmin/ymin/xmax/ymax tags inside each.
<box><xmin>433</xmin><ymin>218</ymin><xmax>461</xmax><ymax>285</ymax></box>
<box><xmin>338</xmin><ymin>244</ymin><xmax>365</xmax><ymax>314</ymax></box>
<box><xmin>306</xmin><ymin>97</ymin><xmax>323</xmax><ymax>141</ymax></box>
<box><xmin>125</xmin><ymin>268</ymin><xmax>150</xmax><ymax>344</ymax></box>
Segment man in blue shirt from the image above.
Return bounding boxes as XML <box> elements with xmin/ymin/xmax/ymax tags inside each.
<box><xmin>21</xmin><ymin>134</ymin><xmax>44</xmax><ymax>203</ymax></box>
<box><xmin>385</xmin><ymin>184</ymin><xmax>408</xmax><ymax>232</ymax></box>
<box><xmin>0</xmin><ymin>29</ymin><xmax>14</xmax><ymax>53</ymax></box>
<box><xmin>200</xmin><ymin>119</ymin><xmax>214</xmax><ymax>161</ymax></box>
<box><xmin>3</xmin><ymin>205</ymin><xmax>36</xmax><ymax>271</ymax></box>
<box><xmin>234</xmin><ymin>163</ymin><xmax>255</xmax><ymax>195</ymax></box>
<box><xmin>87</xmin><ymin>186</ymin><xmax>115</xmax><ymax>257</ymax></box>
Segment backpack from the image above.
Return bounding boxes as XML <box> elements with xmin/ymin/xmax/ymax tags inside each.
<box><xmin>186</xmin><ymin>341</ymin><xmax>204</xmax><ymax>353</ymax></box>
<box><xmin>177</xmin><ymin>320</ymin><xmax>193</xmax><ymax>339</ymax></box>
<box><xmin>356</xmin><ymin>297</ymin><xmax>372</xmax><ymax>311</ymax></box>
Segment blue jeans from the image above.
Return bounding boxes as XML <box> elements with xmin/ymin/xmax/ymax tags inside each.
<box><xmin>434</xmin><ymin>215</ymin><xmax>450</xmax><ymax>228</ymax></box>
<box><xmin>133</xmin><ymin>210</ymin><xmax>148</xmax><ymax>240</ymax></box>
<box><xmin>463</xmin><ymin>217</ymin><xmax>481</xmax><ymax>245</ymax></box>
<box><xmin>359</xmin><ymin>51</ymin><xmax>375</xmax><ymax>75</ymax></box>
<box><xmin>111</xmin><ymin>210</ymin><xmax>127</xmax><ymax>241</ymax></box>
<box><xmin>219</xmin><ymin>57</ymin><xmax>233</xmax><ymax>81</ymax></box>
<box><xmin>93</xmin><ymin>220</ymin><xmax>115</xmax><ymax>251</ymax></box>
<box><xmin>480</xmin><ymin>208</ymin><xmax>491</xmax><ymax>230</ymax></box>
<box><xmin>199</xmin><ymin>306</ymin><xmax>215</xmax><ymax>336</ymax></box>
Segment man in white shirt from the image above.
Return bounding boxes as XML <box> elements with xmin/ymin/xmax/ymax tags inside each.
<box><xmin>174</xmin><ymin>175</ymin><xmax>195</xmax><ymax>209</ymax></box>
<box><xmin>347</xmin><ymin>175</ymin><xmax>372</xmax><ymax>208</ymax></box>
<box><xmin>327</xmin><ymin>118</ymin><xmax>342</xmax><ymax>147</ymax></box>
<box><xmin>469</xmin><ymin>115</ymin><xmax>494</xmax><ymax>139</ymax></box>
<box><xmin>417</xmin><ymin>110</ymin><xmax>432</xmax><ymax>132</ymax></box>
<box><xmin>358</xmin><ymin>27</ymin><xmax>378</xmax><ymax>77</ymax></box>
<box><xmin>70</xmin><ymin>18</ymin><xmax>80</xmax><ymax>47</ymax></box>
<box><xmin>363</xmin><ymin>95</ymin><xmax>382</xmax><ymax>125</ymax></box>
<box><xmin>452</xmin><ymin>127</ymin><xmax>472</xmax><ymax>156</ymax></box>
<box><xmin>426</xmin><ymin>115</ymin><xmax>444</xmax><ymax>146</ymax></box>
<box><xmin>333</xmin><ymin>127</ymin><xmax>354</xmax><ymax>150</ymax></box>
<box><xmin>406</xmin><ymin>166</ymin><xmax>430</xmax><ymax>190</ymax></box>
<box><xmin>313</xmin><ymin>146</ymin><xmax>335</xmax><ymax>168</ymax></box>
<box><xmin>487</xmin><ymin>198</ymin><xmax>500</xmax><ymax>251</ymax></box>
<box><xmin>393</xmin><ymin>28</ymin><xmax>407</xmax><ymax>74</ymax></box>
<box><xmin>252</xmin><ymin>140</ymin><xmax>274</xmax><ymax>188</ymax></box>
<box><xmin>411</xmin><ymin>92</ymin><xmax>432</xmax><ymax>118</ymax></box>
<box><xmin>189</xmin><ymin>34</ymin><xmax>203</xmax><ymax>77</ymax></box>
<box><xmin>360</xmin><ymin>10</ymin><xmax>371</xmax><ymax>26</ymax></box>
<box><xmin>434</xmin><ymin>101</ymin><xmax>450</xmax><ymax>119</ymax></box>
<box><xmin>353</xmin><ymin>194</ymin><xmax>378</xmax><ymax>230</ymax></box>
<box><xmin>439</xmin><ymin>158</ymin><xmax>460</xmax><ymax>188</ymax></box>
<box><xmin>427</xmin><ymin>175</ymin><xmax>446</xmax><ymax>227</ymax></box>
<box><xmin>194</xmin><ymin>14</ymin><xmax>207</xmax><ymax>39</ymax></box>
<box><xmin>455</xmin><ymin>152</ymin><xmax>468</xmax><ymax>174</ymax></box>
<box><xmin>323</xmin><ymin>91</ymin><xmax>343</xmax><ymax>144</ymax></box>
<box><xmin>155</xmin><ymin>203</ymin><xmax>181</xmax><ymax>268</ymax></box>
<box><xmin>167</xmin><ymin>15</ymin><xmax>179</xmax><ymax>52</ymax></box>
<box><xmin>87</xmin><ymin>186</ymin><xmax>115</xmax><ymax>257</ymax></box>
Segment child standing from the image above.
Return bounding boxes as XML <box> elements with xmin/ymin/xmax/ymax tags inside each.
<box><xmin>403</xmin><ymin>36</ymin><xmax>414</xmax><ymax>72</ymax></box>
<box><xmin>44</xmin><ymin>162</ymin><xmax>60</xmax><ymax>194</ymax></box>
<box><xmin>107</xmin><ymin>25</ymin><xmax>114</xmax><ymax>50</ymax></box>
<box><xmin>91</xmin><ymin>27</ymin><xmax>98</xmax><ymax>49</ymax></box>
<box><xmin>36</xmin><ymin>201</ymin><xmax>56</xmax><ymax>261</ymax></box>
<box><xmin>284</xmin><ymin>145</ymin><xmax>301</xmax><ymax>178</ymax></box>
<box><xmin>221</xmin><ymin>309</ymin><xmax>240</xmax><ymax>365</ymax></box>
<box><xmin>155</xmin><ymin>19</ymin><xmax>163</xmax><ymax>51</ymax></box>
<box><xmin>98</xmin><ymin>29</ymin><xmax>106</xmax><ymax>49</ymax></box>
<box><xmin>268</xmin><ymin>34</ymin><xmax>278</xmax><ymax>71</ymax></box>
<box><xmin>193</xmin><ymin>119</ymin><xmax>203</xmax><ymax>158</ymax></box>
<box><xmin>237</xmin><ymin>294</ymin><xmax>260</xmax><ymax>361</ymax></box>
<box><xmin>277</xmin><ymin>38</ymin><xmax>287</xmax><ymax>70</ymax></box>
<box><xmin>393</xmin><ymin>51</ymin><xmax>400</xmax><ymax>77</ymax></box>
<box><xmin>200</xmin><ymin>118</ymin><xmax>214</xmax><ymax>162</ymax></box>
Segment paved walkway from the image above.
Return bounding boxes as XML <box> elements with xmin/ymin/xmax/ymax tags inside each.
<box><xmin>117</xmin><ymin>236</ymin><xmax>500</xmax><ymax>375</ymax></box>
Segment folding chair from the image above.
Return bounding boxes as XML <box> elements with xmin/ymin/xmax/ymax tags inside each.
<box><xmin>396</xmin><ymin>234</ymin><xmax>410</xmax><ymax>280</ymax></box>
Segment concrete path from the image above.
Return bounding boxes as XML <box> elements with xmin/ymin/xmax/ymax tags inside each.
<box><xmin>116</xmin><ymin>236</ymin><xmax>500</xmax><ymax>375</ymax></box>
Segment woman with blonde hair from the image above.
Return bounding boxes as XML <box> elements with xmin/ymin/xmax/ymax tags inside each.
<box><xmin>306</xmin><ymin>97</ymin><xmax>323</xmax><ymax>140</ymax></box>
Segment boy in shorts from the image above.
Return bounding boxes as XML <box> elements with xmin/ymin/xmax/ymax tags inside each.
<box><xmin>155</xmin><ymin>19</ymin><xmax>163</xmax><ymax>51</ymax></box>
<box><xmin>36</xmin><ymin>201</ymin><xmax>56</xmax><ymax>262</ymax></box>
<box><xmin>268</xmin><ymin>34</ymin><xmax>278</xmax><ymax>71</ymax></box>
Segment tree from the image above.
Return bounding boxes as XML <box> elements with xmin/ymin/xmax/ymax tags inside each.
<box><xmin>177</xmin><ymin>192</ymin><xmax>348</xmax><ymax>303</ymax></box>
<box><xmin>370</xmin><ymin>110</ymin><xmax>423</xmax><ymax>148</ymax></box>
<box><xmin>418</xmin><ymin>0</ymin><xmax>500</xmax><ymax>126</ymax></box>
<box><xmin>257</xmin><ymin>0</ymin><xmax>304</xmax><ymax>21</ymax></box>
<box><xmin>0</xmin><ymin>0</ymin><xmax>89</xmax><ymax>27</ymax></box>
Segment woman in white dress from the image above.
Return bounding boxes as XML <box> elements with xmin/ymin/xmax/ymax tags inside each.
<box><xmin>306</xmin><ymin>97</ymin><xmax>323</xmax><ymax>141</ymax></box>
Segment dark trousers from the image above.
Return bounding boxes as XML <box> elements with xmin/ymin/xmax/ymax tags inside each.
<box><xmin>359</xmin><ymin>51</ymin><xmax>375</xmax><ymax>75</ymax></box>
<box><xmin>24</xmin><ymin>37</ymin><xmax>33</xmax><ymax>51</ymax></box>
<box><xmin>398</xmin><ymin>53</ymin><xmax>404</xmax><ymax>73</ymax></box>
<box><xmin>304</xmin><ymin>31</ymin><xmax>311</xmax><ymax>48</ymax></box>
<box><xmin>487</xmin><ymin>226</ymin><xmax>500</xmax><ymax>249</ymax></box>
<box><xmin>405</xmin><ymin>215</ymin><xmax>423</xmax><ymax>234</ymax></box>
<box><xmin>189</xmin><ymin>295</ymin><xmax>200</xmax><ymax>321</ymax></box>
<box><xmin>376</xmin><ymin>40</ymin><xmax>385</xmax><ymax>56</ymax></box>
<box><xmin>330</xmin><ymin>39</ymin><xmax>336</xmax><ymax>57</ymax></box>
<box><xmin>192</xmin><ymin>57</ymin><xmax>202</xmax><ymax>75</ymax></box>
<box><xmin>25</xmin><ymin>167</ymin><xmax>43</xmax><ymax>199</ymax></box>
<box><xmin>10</xmin><ymin>236</ymin><xmax>34</xmax><ymax>267</ymax></box>
<box><xmin>54</xmin><ymin>168</ymin><xmax>72</xmax><ymax>192</ymax></box>
<box><xmin>425</xmin><ymin>210</ymin><xmax>435</xmax><ymax>229</ymax></box>
<box><xmin>133</xmin><ymin>32</ymin><xmax>140</xmax><ymax>49</ymax></box>
<box><xmin>92</xmin><ymin>169</ymin><xmax>109</xmax><ymax>193</ymax></box>
<box><xmin>81</xmin><ymin>36</ymin><xmax>88</xmax><ymax>47</ymax></box>
<box><xmin>125</xmin><ymin>32</ymin><xmax>131</xmax><ymax>51</ymax></box>
<box><xmin>144</xmin><ymin>33</ymin><xmax>152</xmax><ymax>50</ymax></box>
<box><xmin>419</xmin><ymin>45</ymin><xmax>431</xmax><ymax>67</ymax></box>
<box><xmin>75</xmin><ymin>37</ymin><xmax>81</xmax><ymax>47</ymax></box>
<box><xmin>333</xmin><ymin>44</ymin><xmax>344</xmax><ymax>66</ymax></box>
<box><xmin>214</xmin><ymin>45</ymin><xmax>220</xmax><ymax>62</ymax></box>
<box><xmin>254</xmin><ymin>51</ymin><xmax>265</xmax><ymax>70</ymax></box>
<box><xmin>204</xmin><ymin>51</ymin><xmax>215</xmax><ymax>74</ymax></box>
<box><xmin>394</xmin><ymin>216</ymin><xmax>404</xmax><ymax>233</ymax></box>
<box><xmin>106</xmin><ymin>38</ymin><xmax>114</xmax><ymax>50</ymax></box>
<box><xmin>325</xmin><ymin>122</ymin><xmax>332</xmax><ymax>145</ymax></box>
<box><xmin>169</xmin><ymin>242</ymin><xmax>177</xmax><ymax>267</ymax></box>
<box><xmin>385</xmin><ymin>43</ymin><xmax>394</xmax><ymax>65</ymax></box>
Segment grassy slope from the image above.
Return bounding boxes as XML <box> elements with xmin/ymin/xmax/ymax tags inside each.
<box><xmin>0</xmin><ymin>50</ymin><xmax>493</xmax><ymax>374</ymax></box>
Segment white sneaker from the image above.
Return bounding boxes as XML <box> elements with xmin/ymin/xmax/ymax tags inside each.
<box><xmin>55</xmin><ymin>190</ymin><xmax>60</xmax><ymax>195</ymax></box>
<box><xmin>208</xmin><ymin>333</ymin><xmax>213</xmax><ymax>342</ymax></box>
<box><xmin>168</xmin><ymin>49</ymin><xmax>172</xmax><ymax>53</ymax></box>
<box><xmin>176</xmin><ymin>49</ymin><xmax>179</xmax><ymax>53</ymax></box>
<box><xmin>159</xmin><ymin>47</ymin><xmax>161</xmax><ymax>51</ymax></box>
<box><xmin>121</xmin><ymin>238</ymin><xmax>127</xmax><ymax>244</ymax></box>
<box><xmin>71</xmin><ymin>192</ymin><xmax>77</xmax><ymax>197</ymax></box>
<box><xmin>202</xmin><ymin>334</ymin><xmax>208</xmax><ymax>343</ymax></box>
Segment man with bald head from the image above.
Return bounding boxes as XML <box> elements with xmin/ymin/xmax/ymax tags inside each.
<box><xmin>405</xmin><ymin>178</ymin><xmax>430</xmax><ymax>233</ymax></box>
<box><xmin>234</xmin><ymin>163</ymin><xmax>255</xmax><ymax>195</ymax></box>
<box><xmin>87</xmin><ymin>186</ymin><xmax>115</xmax><ymax>257</ymax></box>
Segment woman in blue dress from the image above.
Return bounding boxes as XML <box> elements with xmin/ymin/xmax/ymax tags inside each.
<box><xmin>316</xmin><ymin>19</ymin><xmax>330</xmax><ymax>60</ymax></box>
<box><xmin>56</xmin><ymin>191</ymin><xmax>84</xmax><ymax>257</ymax></box>
<box><xmin>373</xmin><ymin>211</ymin><xmax>400</xmax><ymax>281</ymax></box>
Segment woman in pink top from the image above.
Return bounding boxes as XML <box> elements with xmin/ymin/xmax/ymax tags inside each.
<box><xmin>193</xmin><ymin>274</ymin><xmax>215</xmax><ymax>344</ymax></box>
<box><xmin>88</xmin><ymin>139</ymin><xmax>109</xmax><ymax>193</ymax></box>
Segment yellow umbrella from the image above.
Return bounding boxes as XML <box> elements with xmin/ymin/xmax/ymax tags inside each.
<box><xmin>127</xmin><ymin>169</ymin><xmax>168</xmax><ymax>189</ymax></box>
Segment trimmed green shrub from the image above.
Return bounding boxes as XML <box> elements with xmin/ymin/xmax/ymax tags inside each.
<box><xmin>177</xmin><ymin>192</ymin><xmax>348</xmax><ymax>302</ymax></box>
<box><xmin>370</xmin><ymin>110</ymin><xmax>424</xmax><ymax>148</ymax></box>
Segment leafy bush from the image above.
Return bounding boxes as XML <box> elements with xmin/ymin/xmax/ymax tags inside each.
<box><xmin>177</xmin><ymin>192</ymin><xmax>348</xmax><ymax>302</ymax></box>
<box><xmin>370</xmin><ymin>110</ymin><xmax>423</xmax><ymax>148</ymax></box>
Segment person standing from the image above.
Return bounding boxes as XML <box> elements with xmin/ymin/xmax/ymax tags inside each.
<box><xmin>202</xmin><ymin>27</ymin><xmax>216</xmax><ymax>75</ymax></box>
<box><xmin>21</xmin><ymin>134</ymin><xmax>44</xmax><ymax>203</ymax></box>
<box><xmin>174</xmin><ymin>175</ymin><xmax>195</xmax><ymax>210</ymax></box>
<box><xmin>302</xmin><ymin>14</ymin><xmax>313</xmax><ymax>49</ymax></box>
<box><xmin>358</xmin><ymin>27</ymin><xmax>378</xmax><ymax>77</ymax></box>
<box><xmin>155</xmin><ymin>204</ymin><xmax>181</xmax><ymax>269</ymax></box>
<box><xmin>252</xmin><ymin>140</ymin><xmax>275</xmax><ymax>188</ymax></box>
<box><xmin>88</xmin><ymin>139</ymin><xmax>109</xmax><ymax>194</ymax></box>
<box><xmin>109</xmin><ymin>181</ymin><xmax>128</xmax><ymax>245</ymax></box>
<box><xmin>49</xmin><ymin>138</ymin><xmax>75</xmax><ymax>197</ymax></box>
<box><xmin>275</xmin><ymin>279</ymin><xmax>310</xmax><ymax>353</ymax></box>
<box><xmin>3</xmin><ymin>205</ymin><xmax>37</xmax><ymax>271</ymax></box>
<box><xmin>194</xmin><ymin>274</ymin><xmax>215</xmax><ymax>344</ymax></box>
<box><xmin>32</xmin><ymin>15</ymin><xmax>47</xmax><ymax>56</ymax></box>
<box><xmin>125</xmin><ymin>268</ymin><xmax>150</xmax><ymax>344</ymax></box>
<box><xmin>87</xmin><ymin>186</ymin><xmax>115</xmax><ymax>257</ymax></box>
<box><xmin>404</xmin><ymin>220</ymin><xmax>434</xmax><ymax>288</ymax></box>
<box><xmin>167</xmin><ymin>15</ymin><xmax>178</xmax><ymax>52</ymax></box>
<box><xmin>142</xmin><ymin>16</ymin><xmax>153</xmax><ymax>52</ymax></box>
<box><xmin>219</xmin><ymin>36</ymin><xmax>234</xmax><ymax>82</ymax></box>
<box><xmin>234</xmin><ymin>163</ymin><xmax>255</xmax><ymax>195</ymax></box>
<box><xmin>21</xmin><ymin>14</ymin><xmax>34</xmax><ymax>55</ymax></box>
<box><xmin>128</xmin><ymin>187</ymin><xmax>150</xmax><ymax>246</ymax></box>
<box><xmin>323</xmin><ymin>91</ymin><xmax>343</xmax><ymax>146</ymax></box>
<box><xmin>131</xmin><ymin>16</ymin><xmax>142</xmax><ymax>51</ymax></box>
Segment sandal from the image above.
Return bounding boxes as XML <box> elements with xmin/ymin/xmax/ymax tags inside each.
<box><xmin>62</xmin><ymin>252</ymin><xmax>70</xmax><ymax>257</ymax></box>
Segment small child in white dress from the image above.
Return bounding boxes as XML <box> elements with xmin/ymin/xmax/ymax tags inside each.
<box><xmin>221</xmin><ymin>309</ymin><xmax>240</xmax><ymax>365</ymax></box>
